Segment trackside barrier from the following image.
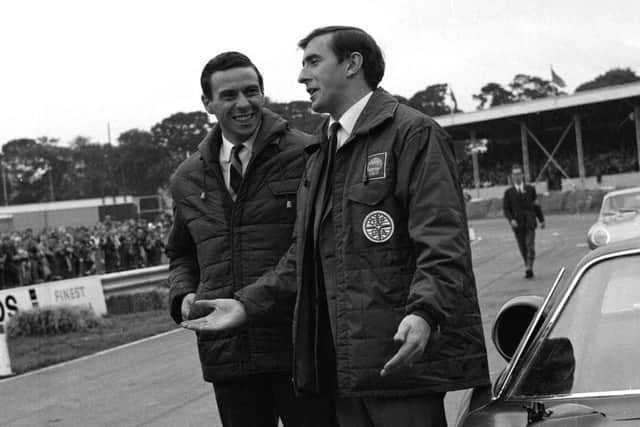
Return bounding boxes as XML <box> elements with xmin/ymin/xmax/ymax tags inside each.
<box><xmin>100</xmin><ymin>265</ymin><xmax>169</xmax><ymax>297</ymax></box>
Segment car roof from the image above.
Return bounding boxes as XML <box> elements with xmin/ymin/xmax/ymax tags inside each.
<box><xmin>576</xmin><ymin>236</ymin><xmax>640</xmax><ymax>270</ymax></box>
<box><xmin>603</xmin><ymin>186</ymin><xmax>640</xmax><ymax>198</ymax></box>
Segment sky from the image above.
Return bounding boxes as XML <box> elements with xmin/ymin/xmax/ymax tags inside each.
<box><xmin>1</xmin><ymin>0</ymin><xmax>639</xmax><ymax>145</ymax></box>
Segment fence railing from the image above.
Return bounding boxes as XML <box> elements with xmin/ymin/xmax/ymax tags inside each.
<box><xmin>100</xmin><ymin>265</ymin><xmax>169</xmax><ymax>297</ymax></box>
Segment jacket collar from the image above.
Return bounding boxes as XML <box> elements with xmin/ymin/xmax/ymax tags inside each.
<box><xmin>198</xmin><ymin>107</ymin><xmax>288</xmax><ymax>165</ymax></box>
<box><xmin>350</xmin><ymin>87</ymin><xmax>398</xmax><ymax>136</ymax></box>
<box><xmin>304</xmin><ymin>87</ymin><xmax>398</xmax><ymax>155</ymax></box>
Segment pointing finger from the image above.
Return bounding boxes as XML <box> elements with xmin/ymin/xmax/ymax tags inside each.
<box><xmin>381</xmin><ymin>339</ymin><xmax>418</xmax><ymax>377</ymax></box>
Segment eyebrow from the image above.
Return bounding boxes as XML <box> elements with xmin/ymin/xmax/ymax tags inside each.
<box><xmin>302</xmin><ymin>53</ymin><xmax>321</xmax><ymax>65</ymax></box>
<box><xmin>218</xmin><ymin>84</ymin><xmax>261</xmax><ymax>96</ymax></box>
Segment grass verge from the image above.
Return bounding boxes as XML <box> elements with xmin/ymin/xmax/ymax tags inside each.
<box><xmin>7</xmin><ymin>309</ymin><xmax>177</xmax><ymax>375</ymax></box>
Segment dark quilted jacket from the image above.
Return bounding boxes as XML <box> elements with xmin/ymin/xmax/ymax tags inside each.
<box><xmin>166</xmin><ymin>108</ymin><xmax>309</xmax><ymax>382</ymax></box>
<box><xmin>237</xmin><ymin>89</ymin><xmax>489</xmax><ymax>397</ymax></box>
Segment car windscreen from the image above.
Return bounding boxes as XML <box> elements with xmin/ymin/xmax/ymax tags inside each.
<box><xmin>510</xmin><ymin>253</ymin><xmax>640</xmax><ymax>398</ymax></box>
<box><xmin>602</xmin><ymin>192</ymin><xmax>640</xmax><ymax>215</ymax></box>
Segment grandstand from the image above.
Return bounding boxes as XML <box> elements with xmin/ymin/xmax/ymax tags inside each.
<box><xmin>435</xmin><ymin>82</ymin><xmax>640</xmax><ymax>199</ymax></box>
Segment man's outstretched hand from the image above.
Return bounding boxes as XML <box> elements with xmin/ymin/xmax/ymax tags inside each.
<box><xmin>181</xmin><ymin>299</ymin><xmax>248</xmax><ymax>332</ymax></box>
<box><xmin>380</xmin><ymin>314</ymin><xmax>431</xmax><ymax>377</ymax></box>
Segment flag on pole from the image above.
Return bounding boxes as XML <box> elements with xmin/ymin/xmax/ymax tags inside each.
<box><xmin>550</xmin><ymin>66</ymin><xmax>566</xmax><ymax>87</ymax></box>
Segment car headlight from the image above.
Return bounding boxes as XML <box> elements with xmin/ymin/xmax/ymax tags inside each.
<box><xmin>591</xmin><ymin>228</ymin><xmax>610</xmax><ymax>247</ymax></box>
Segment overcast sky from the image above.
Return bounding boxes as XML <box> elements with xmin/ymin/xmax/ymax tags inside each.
<box><xmin>2</xmin><ymin>0</ymin><xmax>639</xmax><ymax>145</ymax></box>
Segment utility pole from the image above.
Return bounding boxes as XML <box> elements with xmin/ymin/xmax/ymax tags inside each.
<box><xmin>1</xmin><ymin>162</ymin><xmax>8</xmax><ymax>206</ymax></box>
<box><xmin>48</xmin><ymin>167</ymin><xmax>55</xmax><ymax>201</ymax></box>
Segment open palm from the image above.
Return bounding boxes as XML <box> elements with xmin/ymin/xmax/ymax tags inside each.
<box><xmin>181</xmin><ymin>298</ymin><xmax>247</xmax><ymax>332</ymax></box>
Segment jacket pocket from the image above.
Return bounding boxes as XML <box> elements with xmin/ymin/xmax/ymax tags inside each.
<box><xmin>268</xmin><ymin>178</ymin><xmax>300</xmax><ymax>223</ymax></box>
<box><xmin>268</xmin><ymin>178</ymin><xmax>300</xmax><ymax>196</ymax></box>
<box><xmin>346</xmin><ymin>180</ymin><xmax>393</xmax><ymax>206</ymax></box>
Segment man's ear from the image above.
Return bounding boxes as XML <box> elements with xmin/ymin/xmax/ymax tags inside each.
<box><xmin>345</xmin><ymin>51</ymin><xmax>364</xmax><ymax>78</ymax></box>
<box><xmin>201</xmin><ymin>94</ymin><xmax>214</xmax><ymax>114</ymax></box>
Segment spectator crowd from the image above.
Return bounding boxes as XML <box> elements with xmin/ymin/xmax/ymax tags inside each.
<box><xmin>0</xmin><ymin>215</ymin><xmax>171</xmax><ymax>290</ymax></box>
<box><xmin>458</xmin><ymin>149</ymin><xmax>639</xmax><ymax>189</ymax></box>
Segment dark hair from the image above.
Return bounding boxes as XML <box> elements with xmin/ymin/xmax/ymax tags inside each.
<box><xmin>298</xmin><ymin>26</ymin><xmax>385</xmax><ymax>90</ymax></box>
<box><xmin>200</xmin><ymin>51</ymin><xmax>264</xmax><ymax>99</ymax></box>
<box><xmin>512</xmin><ymin>164</ymin><xmax>523</xmax><ymax>173</ymax></box>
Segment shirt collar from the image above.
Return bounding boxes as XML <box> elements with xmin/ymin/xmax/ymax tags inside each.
<box><xmin>220</xmin><ymin>128</ymin><xmax>258</xmax><ymax>161</ymax></box>
<box><xmin>328</xmin><ymin>91</ymin><xmax>373</xmax><ymax>137</ymax></box>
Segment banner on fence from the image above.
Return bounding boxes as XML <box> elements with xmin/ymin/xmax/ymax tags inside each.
<box><xmin>0</xmin><ymin>276</ymin><xmax>107</xmax><ymax>327</ymax></box>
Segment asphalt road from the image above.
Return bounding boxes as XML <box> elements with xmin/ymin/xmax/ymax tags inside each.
<box><xmin>0</xmin><ymin>213</ymin><xmax>597</xmax><ymax>427</ymax></box>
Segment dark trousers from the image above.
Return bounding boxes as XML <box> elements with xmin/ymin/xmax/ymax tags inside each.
<box><xmin>514</xmin><ymin>226</ymin><xmax>536</xmax><ymax>270</ymax></box>
<box><xmin>213</xmin><ymin>373</ymin><xmax>301</xmax><ymax>427</ymax></box>
<box><xmin>335</xmin><ymin>393</ymin><xmax>447</xmax><ymax>427</ymax></box>
<box><xmin>296</xmin><ymin>392</ymin><xmax>445</xmax><ymax>427</ymax></box>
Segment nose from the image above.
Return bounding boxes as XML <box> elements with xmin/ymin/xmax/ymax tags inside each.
<box><xmin>298</xmin><ymin>67</ymin><xmax>309</xmax><ymax>84</ymax></box>
<box><xmin>236</xmin><ymin>92</ymin><xmax>250</xmax><ymax>108</ymax></box>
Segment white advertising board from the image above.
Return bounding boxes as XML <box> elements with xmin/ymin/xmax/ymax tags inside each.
<box><xmin>0</xmin><ymin>276</ymin><xmax>107</xmax><ymax>327</ymax></box>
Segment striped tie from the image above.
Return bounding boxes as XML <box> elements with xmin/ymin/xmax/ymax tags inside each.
<box><xmin>230</xmin><ymin>144</ymin><xmax>244</xmax><ymax>197</ymax></box>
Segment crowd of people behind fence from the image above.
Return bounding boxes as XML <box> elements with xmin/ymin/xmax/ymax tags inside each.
<box><xmin>0</xmin><ymin>214</ymin><xmax>172</xmax><ymax>290</ymax></box>
<box><xmin>459</xmin><ymin>149</ymin><xmax>639</xmax><ymax>189</ymax></box>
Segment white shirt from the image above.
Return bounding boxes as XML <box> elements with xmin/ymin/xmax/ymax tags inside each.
<box><xmin>515</xmin><ymin>183</ymin><xmax>525</xmax><ymax>193</ymax></box>
<box><xmin>219</xmin><ymin>131</ymin><xmax>256</xmax><ymax>198</ymax></box>
<box><xmin>328</xmin><ymin>91</ymin><xmax>373</xmax><ymax>151</ymax></box>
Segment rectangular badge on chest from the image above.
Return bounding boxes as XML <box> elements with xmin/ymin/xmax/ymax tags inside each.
<box><xmin>365</xmin><ymin>152</ymin><xmax>387</xmax><ymax>180</ymax></box>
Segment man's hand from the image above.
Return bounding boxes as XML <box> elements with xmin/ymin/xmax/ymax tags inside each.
<box><xmin>380</xmin><ymin>314</ymin><xmax>431</xmax><ymax>377</ymax></box>
<box><xmin>540</xmin><ymin>221</ymin><xmax>546</xmax><ymax>229</ymax></box>
<box><xmin>180</xmin><ymin>299</ymin><xmax>247</xmax><ymax>332</ymax></box>
<box><xmin>181</xmin><ymin>293</ymin><xmax>196</xmax><ymax>321</ymax></box>
<box><xmin>510</xmin><ymin>219</ymin><xmax>519</xmax><ymax>228</ymax></box>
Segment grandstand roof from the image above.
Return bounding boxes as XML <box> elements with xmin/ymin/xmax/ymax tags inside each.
<box><xmin>0</xmin><ymin>196</ymin><xmax>134</xmax><ymax>215</ymax></box>
<box><xmin>434</xmin><ymin>81</ymin><xmax>640</xmax><ymax>129</ymax></box>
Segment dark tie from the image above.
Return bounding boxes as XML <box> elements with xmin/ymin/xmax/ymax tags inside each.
<box><xmin>326</xmin><ymin>122</ymin><xmax>340</xmax><ymax>178</ymax></box>
<box><xmin>321</xmin><ymin>123</ymin><xmax>341</xmax><ymax>217</ymax></box>
<box><xmin>230</xmin><ymin>144</ymin><xmax>244</xmax><ymax>197</ymax></box>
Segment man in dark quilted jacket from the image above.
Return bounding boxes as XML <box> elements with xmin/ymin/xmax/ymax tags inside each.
<box><xmin>166</xmin><ymin>52</ymin><xmax>310</xmax><ymax>427</ymax></box>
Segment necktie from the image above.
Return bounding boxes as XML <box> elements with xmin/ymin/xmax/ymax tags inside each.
<box><xmin>230</xmin><ymin>144</ymin><xmax>244</xmax><ymax>197</ymax></box>
<box><xmin>321</xmin><ymin>122</ymin><xmax>341</xmax><ymax>215</ymax></box>
<box><xmin>326</xmin><ymin>122</ymin><xmax>340</xmax><ymax>178</ymax></box>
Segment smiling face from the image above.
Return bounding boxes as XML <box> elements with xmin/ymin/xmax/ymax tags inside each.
<box><xmin>202</xmin><ymin>66</ymin><xmax>264</xmax><ymax>144</ymax></box>
<box><xmin>298</xmin><ymin>33</ymin><xmax>351</xmax><ymax>118</ymax></box>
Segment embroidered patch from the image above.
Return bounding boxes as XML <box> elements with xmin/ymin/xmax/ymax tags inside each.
<box><xmin>365</xmin><ymin>152</ymin><xmax>387</xmax><ymax>180</ymax></box>
<box><xmin>362</xmin><ymin>210</ymin><xmax>395</xmax><ymax>243</ymax></box>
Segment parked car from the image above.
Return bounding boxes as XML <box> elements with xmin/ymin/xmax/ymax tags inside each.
<box><xmin>587</xmin><ymin>187</ymin><xmax>640</xmax><ymax>249</ymax></box>
<box><xmin>456</xmin><ymin>237</ymin><xmax>640</xmax><ymax>426</ymax></box>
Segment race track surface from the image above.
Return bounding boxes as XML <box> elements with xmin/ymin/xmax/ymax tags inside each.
<box><xmin>0</xmin><ymin>214</ymin><xmax>597</xmax><ymax>426</ymax></box>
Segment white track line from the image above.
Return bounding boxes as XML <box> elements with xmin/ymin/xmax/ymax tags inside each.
<box><xmin>0</xmin><ymin>328</ymin><xmax>182</xmax><ymax>384</ymax></box>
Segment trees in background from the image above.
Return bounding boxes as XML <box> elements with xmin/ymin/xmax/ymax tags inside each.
<box><xmin>473</xmin><ymin>74</ymin><xmax>564</xmax><ymax>109</ymax></box>
<box><xmin>473</xmin><ymin>67</ymin><xmax>639</xmax><ymax>110</ymax></box>
<box><xmin>408</xmin><ymin>83</ymin><xmax>460</xmax><ymax>116</ymax></box>
<box><xmin>1</xmin><ymin>112</ymin><xmax>211</xmax><ymax>203</ymax></box>
<box><xmin>574</xmin><ymin>68</ymin><xmax>640</xmax><ymax>92</ymax></box>
<box><xmin>473</xmin><ymin>82</ymin><xmax>516</xmax><ymax>109</ymax></box>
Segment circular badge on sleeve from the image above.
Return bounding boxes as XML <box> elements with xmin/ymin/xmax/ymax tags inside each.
<box><xmin>362</xmin><ymin>210</ymin><xmax>395</xmax><ymax>243</ymax></box>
